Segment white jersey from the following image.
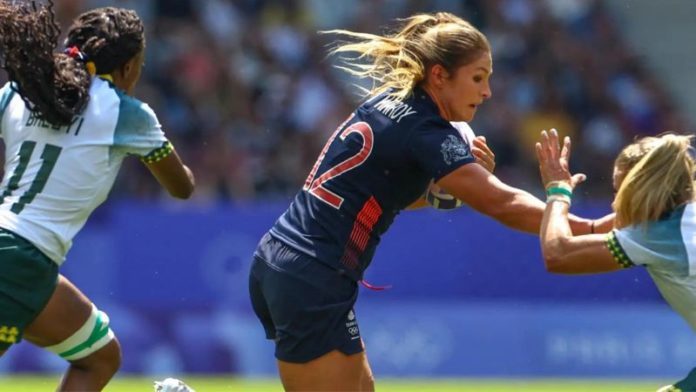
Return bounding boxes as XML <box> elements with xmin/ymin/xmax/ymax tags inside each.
<box><xmin>611</xmin><ymin>202</ymin><xmax>696</xmax><ymax>330</ymax></box>
<box><xmin>0</xmin><ymin>78</ymin><xmax>168</xmax><ymax>264</ymax></box>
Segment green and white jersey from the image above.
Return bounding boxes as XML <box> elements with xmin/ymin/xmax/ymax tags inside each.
<box><xmin>608</xmin><ymin>202</ymin><xmax>696</xmax><ymax>330</ymax></box>
<box><xmin>0</xmin><ymin>79</ymin><xmax>169</xmax><ymax>265</ymax></box>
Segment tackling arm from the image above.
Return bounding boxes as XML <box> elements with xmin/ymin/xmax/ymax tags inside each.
<box><xmin>591</xmin><ymin>213</ymin><xmax>616</xmax><ymax>234</ymax></box>
<box><xmin>540</xmin><ymin>200</ymin><xmax>622</xmax><ymax>274</ymax></box>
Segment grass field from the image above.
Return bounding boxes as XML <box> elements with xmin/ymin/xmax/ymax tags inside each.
<box><xmin>0</xmin><ymin>375</ymin><xmax>668</xmax><ymax>391</ymax></box>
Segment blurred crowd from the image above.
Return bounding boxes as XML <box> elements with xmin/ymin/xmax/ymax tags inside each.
<box><xmin>5</xmin><ymin>0</ymin><xmax>691</xmax><ymax>202</ymax></box>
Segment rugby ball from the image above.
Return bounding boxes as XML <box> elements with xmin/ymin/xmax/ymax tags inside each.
<box><xmin>425</xmin><ymin>182</ymin><xmax>463</xmax><ymax>209</ymax></box>
<box><xmin>424</xmin><ymin>122</ymin><xmax>475</xmax><ymax>210</ymax></box>
<box><xmin>451</xmin><ymin>121</ymin><xmax>476</xmax><ymax>146</ymax></box>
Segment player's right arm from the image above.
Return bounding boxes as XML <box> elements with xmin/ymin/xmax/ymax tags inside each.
<box><xmin>142</xmin><ymin>145</ymin><xmax>195</xmax><ymax>199</ymax></box>
<box><xmin>436</xmin><ymin>163</ymin><xmax>592</xmax><ymax>234</ymax></box>
<box><xmin>437</xmin><ymin>164</ymin><xmax>545</xmax><ymax>233</ymax></box>
<box><xmin>115</xmin><ymin>96</ymin><xmax>195</xmax><ymax>199</ymax></box>
<box><xmin>407</xmin><ymin>131</ymin><xmax>495</xmax><ymax>212</ymax></box>
<box><xmin>407</xmin><ymin>118</ymin><xmax>591</xmax><ymax>233</ymax></box>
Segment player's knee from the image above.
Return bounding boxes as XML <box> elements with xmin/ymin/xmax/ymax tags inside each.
<box><xmin>44</xmin><ymin>303</ymin><xmax>120</xmax><ymax>374</ymax></box>
<box><xmin>82</xmin><ymin>338</ymin><xmax>122</xmax><ymax>376</ymax></box>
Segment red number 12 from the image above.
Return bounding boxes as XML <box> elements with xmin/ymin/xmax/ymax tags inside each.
<box><xmin>303</xmin><ymin>117</ymin><xmax>374</xmax><ymax>209</ymax></box>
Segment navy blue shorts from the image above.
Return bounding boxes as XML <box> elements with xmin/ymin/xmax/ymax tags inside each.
<box><xmin>249</xmin><ymin>233</ymin><xmax>363</xmax><ymax>363</ymax></box>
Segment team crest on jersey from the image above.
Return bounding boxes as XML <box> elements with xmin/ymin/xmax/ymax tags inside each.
<box><xmin>440</xmin><ymin>135</ymin><xmax>471</xmax><ymax>165</ymax></box>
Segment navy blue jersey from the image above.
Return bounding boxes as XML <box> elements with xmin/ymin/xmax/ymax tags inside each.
<box><xmin>269</xmin><ymin>88</ymin><xmax>476</xmax><ymax>280</ymax></box>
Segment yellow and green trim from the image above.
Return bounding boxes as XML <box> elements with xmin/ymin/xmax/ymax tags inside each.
<box><xmin>606</xmin><ymin>231</ymin><xmax>634</xmax><ymax>268</ymax></box>
<box><xmin>141</xmin><ymin>141</ymin><xmax>173</xmax><ymax>164</ymax></box>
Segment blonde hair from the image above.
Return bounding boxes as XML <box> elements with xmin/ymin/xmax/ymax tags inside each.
<box><xmin>613</xmin><ymin>133</ymin><xmax>695</xmax><ymax>227</ymax></box>
<box><xmin>324</xmin><ymin>12</ymin><xmax>490</xmax><ymax>100</ymax></box>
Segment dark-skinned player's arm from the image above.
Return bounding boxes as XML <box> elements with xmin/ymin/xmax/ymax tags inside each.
<box><xmin>435</xmin><ymin>132</ymin><xmax>592</xmax><ymax>235</ymax></box>
<box><xmin>143</xmin><ymin>145</ymin><xmax>195</xmax><ymax>199</ymax></box>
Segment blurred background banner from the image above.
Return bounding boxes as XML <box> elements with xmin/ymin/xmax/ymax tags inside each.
<box><xmin>1</xmin><ymin>0</ymin><xmax>695</xmax><ymax>381</ymax></box>
<box><xmin>2</xmin><ymin>202</ymin><xmax>694</xmax><ymax>378</ymax></box>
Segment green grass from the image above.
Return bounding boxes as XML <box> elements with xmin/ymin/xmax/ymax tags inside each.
<box><xmin>0</xmin><ymin>375</ymin><xmax>669</xmax><ymax>392</ymax></box>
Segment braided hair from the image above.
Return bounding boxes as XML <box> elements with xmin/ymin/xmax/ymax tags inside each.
<box><xmin>65</xmin><ymin>6</ymin><xmax>144</xmax><ymax>76</ymax></box>
<box><xmin>0</xmin><ymin>1</ymin><xmax>144</xmax><ymax>126</ymax></box>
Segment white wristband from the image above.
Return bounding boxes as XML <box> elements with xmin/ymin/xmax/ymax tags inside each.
<box><xmin>546</xmin><ymin>194</ymin><xmax>572</xmax><ymax>206</ymax></box>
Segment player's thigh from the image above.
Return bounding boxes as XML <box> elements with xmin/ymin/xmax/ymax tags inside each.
<box><xmin>24</xmin><ymin>275</ymin><xmax>120</xmax><ymax>367</ymax></box>
<box><xmin>0</xmin><ymin>229</ymin><xmax>59</xmax><ymax>352</ymax></box>
<box><xmin>23</xmin><ymin>275</ymin><xmax>94</xmax><ymax>347</ymax></box>
<box><xmin>278</xmin><ymin>349</ymin><xmax>374</xmax><ymax>392</ymax></box>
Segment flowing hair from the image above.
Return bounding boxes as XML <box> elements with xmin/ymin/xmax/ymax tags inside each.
<box><xmin>614</xmin><ymin>133</ymin><xmax>695</xmax><ymax>227</ymax></box>
<box><xmin>324</xmin><ymin>12</ymin><xmax>490</xmax><ymax>100</ymax></box>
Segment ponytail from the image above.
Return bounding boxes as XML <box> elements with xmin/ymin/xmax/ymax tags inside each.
<box><xmin>0</xmin><ymin>0</ymin><xmax>91</xmax><ymax>126</ymax></box>
<box><xmin>324</xmin><ymin>12</ymin><xmax>489</xmax><ymax>100</ymax></box>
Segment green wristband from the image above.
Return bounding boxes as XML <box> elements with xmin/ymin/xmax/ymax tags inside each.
<box><xmin>546</xmin><ymin>186</ymin><xmax>573</xmax><ymax>198</ymax></box>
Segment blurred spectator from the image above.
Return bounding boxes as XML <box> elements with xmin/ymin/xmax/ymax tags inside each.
<box><xmin>0</xmin><ymin>0</ymin><xmax>688</xmax><ymax>202</ymax></box>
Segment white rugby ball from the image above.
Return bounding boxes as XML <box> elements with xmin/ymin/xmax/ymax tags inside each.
<box><xmin>451</xmin><ymin>121</ymin><xmax>476</xmax><ymax>145</ymax></box>
<box><xmin>424</xmin><ymin>122</ymin><xmax>475</xmax><ymax>209</ymax></box>
<box><xmin>425</xmin><ymin>182</ymin><xmax>463</xmax><ymax>209</ymax></box>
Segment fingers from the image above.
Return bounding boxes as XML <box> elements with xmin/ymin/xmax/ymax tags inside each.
<box><xmin>472</xmin><ymin>148</ymin><xmax>495</xmax><ymax>173</ymax></box>
<box><xmin>537</xmin><ymin>129</ymin><xmax>583</xmax><ymax>189</ymax></box>
<box><xmin>571</xmin><ymin>173</ymin><xmax>587</xmax><ymax>187</ymax></box>
<box><xmin>472</xmin><ymin>148</ymin><xmax>491</xmax><ymax>162</ymax></box>
<box><xmin>535</xmin><ymin>142</ymin><xmax>549</xmax><ymax>184</ymax></box>
<box><xmin>540</xmin><ymin>130</ymin><xmax>552</xmax><ymax>161</ymax></box>
<box><xmin>561</xmin><ymin>136</ymin><xmax>571</xmax><ymax>163</ymax></box>
<box><xmin>471</xmin><ymin>136</ymin><xmax>495</xmax><ymax>173</ymax></box>
<box><xmin>535</xmin><ymin>142</ymin><xmax>545</xmax><ymax>163</ymax></box>
<box><xmin>540</xmin><ymin>129</ymin><xmax>567</xmax><ymax>161</ymax></box>
<box><xmin>550</xmin><ymin>128</ymin><xmax>560</xmax><ymax>152</ymax></box>
<box><xmin>548</xmin><ymin>128</ymin><xmax>560</xmax><ymax>160</ymax></box>
<box><xmin>472</xmin><ymin>136</ymin><xmax>494</xmax><ymax>157</ymax></box>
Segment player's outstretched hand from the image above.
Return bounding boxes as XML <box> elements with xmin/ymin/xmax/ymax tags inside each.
<box><xmin>472</xmin><ymin>136</ymin><xmax>495</xmax><ymax>173</ymax></box>
<box><xmin>535</xmin><ymin>128</ymin><xmax>586</xmax><ymax>189</ymax></box>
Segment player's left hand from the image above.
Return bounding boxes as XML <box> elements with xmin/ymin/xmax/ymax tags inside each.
<box><xmin>472</xmin><ymin>136</ymin><xmax>495</xmax><ymax>173</ymax></box>
<box><xmin>535</xmin><ymin>129</ymin><xmax>586</xmax><ymax>189</ymax></box>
